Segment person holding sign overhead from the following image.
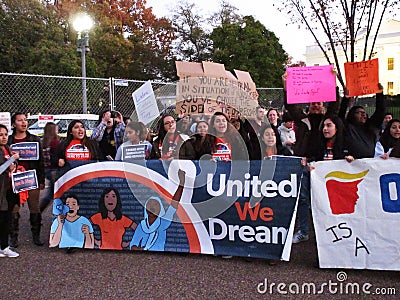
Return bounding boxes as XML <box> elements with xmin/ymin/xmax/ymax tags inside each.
<box><xmin>282</xmin><ymin>70</ymin><xmax>341</xmax><ymax>244</ymax></box>
<box><xmin>338</xmin><ymin>84</ymin><xmax>385</xmax><ymax>159</ymax></box>
<box><xmin>8</xmin><ymin>112</ymin><xmax>45</xmax><ymax>247</ymax></box>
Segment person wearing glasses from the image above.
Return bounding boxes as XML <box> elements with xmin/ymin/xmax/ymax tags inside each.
<box><xmin>149</xmin><ymin>114</ymin><xmax>189</xmax><ymax>160</ymax></box>
<box><xmin>339</xmin><ymin>83</ymin><xmax>385</xmax><ymax>159</ymax></box>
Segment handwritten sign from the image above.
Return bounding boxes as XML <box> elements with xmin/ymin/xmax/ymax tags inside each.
<box><xmin>176</xmin><ymin>76</ymin><xmax>258</xmax><ymax>117</ymax></box>
<box><xmin>122</xmin><ymin>144</ymin><xmax>147</xmax><ymax>161</ymax></box>
<box><xmin>12</xmin><ymin>170</ymin><xmax>38</xmax><ymax>193</ymax></box>
<box><xmin>38</xmin><ymin>115</ymin><xmax>54</xmax><ymax>128</ymax></box>
<box><xmin>286</xmin><ymin>65</ymin><xmax>336</xmax><ymax>104</ymax></box>
<box><xmin>132</xmin><ymin>81</ymin><xmax>159</xmax><ymax>125</ymax></box>
<box><xmin>175</xmin><ymin>61</ymin><xmax>258</xmax><ymax>117</ymax></box>
<box><xmin>344</xmin><ymin>59</ymin><xmax>379</xmax><ymax>97</ymax></box>
<box><xmin>10</xmin><ymin>142</ymin><xmax>39</xmax><ymax>160</ymax></box>
<box><xmin>0</xmin><ymin>112</ymin><xmax>11</xmax><ymax>132</ymax></box>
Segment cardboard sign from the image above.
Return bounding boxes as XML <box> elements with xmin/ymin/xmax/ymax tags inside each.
<box><xmin>175</xmin><ymin>61</ymin><xmax>258</xmax><ymax>117</ymax></box>
<box><xmin>12</xmin><ymin>170</ymin><xmax>38</xmax><ymax>193</ymax></box>
<box><xmin>38</xmin><ymin>115</ymin><xmax>54</xmax><ymax>128</ymax></box>
<box><xmin>132</xmin><ymin>81</ymin><xmax>159</xmax><ymax>125</ymax></box>
<box><xmin>286</xmin><ymin>65</ymin><xmax>336</xmax><ymax>104</ymax></box>
<box><xmin>10</xmin><ymin>142</ymin><xmax>39</xmax><ymax>160</ymax></box>
<box><xmin>344</xmin><ymin>59</ymin><xmax>379</xmax><ymax>97</ymax></box>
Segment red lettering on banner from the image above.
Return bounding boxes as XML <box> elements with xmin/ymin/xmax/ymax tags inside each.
<box><xmin>235</xmin><ymin>202</ymin><xmax>274</xmax><ymax>221</ymax></box>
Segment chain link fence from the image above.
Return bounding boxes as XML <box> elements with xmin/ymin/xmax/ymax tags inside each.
<box><xmin>0</xmin><ymin>73</ymin><xmax>285</xmax><ymax>120</ymax></box>
<box><xmin>1</xmin><ymin>72</ymin><xmax>398</xmax><ymax>124</ymax></box>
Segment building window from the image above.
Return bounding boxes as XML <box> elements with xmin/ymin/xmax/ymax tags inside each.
<box><xmin>387</xmin><ymin>82</ymin><xmax>394</xmax><ymax>96</ymax></box>
<box><xmin>388</xmin><ymin>58</ymin><xmax>394</xmax><ymax>70</ymax></box>
<box><xmin>314</xmin><ymin>64</ymin><xmax>319</xmax><ymax>66</ymax></box>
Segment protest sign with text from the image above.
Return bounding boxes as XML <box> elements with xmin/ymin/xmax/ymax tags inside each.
<box><xmin>175</xmin><ymin>61</ymin><xmax>258</xmax><ymax>117</ymax></box>
<box><xmin>10</xmin><ymin>142</ymin><xmax>39</xmax><ymax>160</ymax></box>
<box><xmin>286</xmin><ymin>65</ymin><xmax>336</xmax><ymax>104</ymax></box>
<box><xmin>38</xmin><ymin>115</ymin><xmax>54</xmax><ymax>128</ymax></box>
<box><xmin>176</xmin><ymin>76</ymin><xmax>258</xmax><ymax>117</ymax></box>
<box><xmin>344</xmin><ymin>59</ymin><xmax>379</xmax><ymax>97</ymax></box>
<box><xmin>311</xmin><ymin>158</ymin><xmax>400</xmax><ymax>271</ymax></box>
<box><xmin>51</xmin><ymin>158</ymin><xmax>302</xmax><ymax>260</ymax></box>
<box><xmin>0</xmin><ymin>112</ymin><xmax>11</xmax><ymax>132</ymax></box>
<box><xmin>122</xmin><ymin>144</ymin><xmax>147</xmax><ymax>161</ymax></box>
<box><xmin>132</xmin><ymin>81</ymin><xmax>159</xmax><ymax>125</ymax></box>
<box><xmin>12</xmin><ymin>169</ymin><xmax>38</xmax><ymax>193</ymax></box>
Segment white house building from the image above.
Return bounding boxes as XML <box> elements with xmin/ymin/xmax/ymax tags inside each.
<box><xmin>305</xmin><ymin>20</ymin><xmax>400</xmax><ymax>96</ymax></box>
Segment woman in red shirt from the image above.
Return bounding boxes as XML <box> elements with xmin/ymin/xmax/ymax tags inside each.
<box><xmin>209</xmin><ymin>112</ymin><xmax>248</xmax><ymax>161</ymax></box>
<box><xmin>57</xmin><ymin>120</ymin><xmax>102</xmax><ymax>168</ymax></box>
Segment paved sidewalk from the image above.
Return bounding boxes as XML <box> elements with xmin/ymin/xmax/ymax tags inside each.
<box><xmin>0</xmin><ymin>205</ymin><xmax>398</xmax><ymax>299</ymax></box>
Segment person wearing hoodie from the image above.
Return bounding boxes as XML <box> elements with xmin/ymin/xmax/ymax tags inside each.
<box><xmin>278</xmin><ymin>112</ymin><xmax>296</xmax><ymax>155</ymax></box>
<box><xmin>129</xmin><ymin>169</ymin><xmax>185</xmax><ymax>251</ymax></box>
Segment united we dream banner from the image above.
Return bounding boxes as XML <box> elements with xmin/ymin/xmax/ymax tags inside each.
<box><xmin>311</xmin><ymin>158</ymin><xmax>400</xmax><ymax>271</ymax></box>
<box><xmin>50</xmin><ymin>157</ymin><xmax>303</xmax><ymax>260</ymax></box>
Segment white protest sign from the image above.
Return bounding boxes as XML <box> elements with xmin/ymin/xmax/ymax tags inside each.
<box><xmin>0</xmin><ymin>112</ymin><xmax>11</xmax><ymax>132</ymax></box>
<box><xmin>38</xmin><ymin>115</ymin><xmax>54</xmax><ymax>128</ymax></box>
<box><xmin>132</xmin><ymin>81</ymin><xmax>159</xmax><ymax>125</ymax></box>
<box><xmin>311</xmin><ymin>158</ymin><xmax>400</xmax><ymax>270</ymax></box>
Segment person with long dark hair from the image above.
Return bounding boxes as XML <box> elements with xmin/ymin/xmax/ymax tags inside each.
<box><xmin>8</xmin><ymin>112</ymin><xmax>45</xmax><ymax>247</ymax></box>
<box><xmin>179</xmin><ymin>120</ymin><xmax>213</xmax><ymax>160</ymax></box>
<box><xmin>0</xmin><ymin>124</ymin><xmax>19</xmax><ymax>257</ymax></box>
<box><xmin>317</xmin><ymin>115</ymin><xmax>354</xmax><ymax>162</ymax></box>
<box><xmin>150</xmin><ymin>114</ymin><xmax>188</xmax><ymax>160</ymax></box>
<box><xmin>258</xmin><ymin>124</ymin><xmax>291</xmax><ymax>159</ymax></box>
<box><xmin>208</xmin><ymin>112</ymin><xmax>248</xmax><ymax>161</ymax></box>
<box><xmin>115</xmin><ymin>121</ymin><xmax>152</xmax><ymax>160</ymax></box>
<box><xmin>375</xmin><ymin>119</ymin><xmax>400</xmax><ymax>159</ymax></box>
<box><xmin>57</xmin><ymin>120</ymin><xmax>102</xmax><ymax>168</ymax></box>
<box><xmin>90</xmin><ymin>187</ymin><xmax>137</xmax><ymax>250</ymax></box>
<box><xmin>39</xmin><ymin>122</ymin><xmax>60</xmax><ymax>212</ymax></box>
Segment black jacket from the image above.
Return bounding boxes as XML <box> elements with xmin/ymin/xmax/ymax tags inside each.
<box><xmin>339</xmin><ymin>93</ymin><xmax>385</xmax><ymax>158</ymax></box>
<box><xmin>8</xmin><ymin>131</ymin><xmax>45</xmax><ymax>185</ymax></box>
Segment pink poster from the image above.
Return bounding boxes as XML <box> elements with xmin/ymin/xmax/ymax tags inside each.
<box><xmin>286</xmin><ymin>65</ymin><xmax>336</xmax><ymax>104</ymax></box>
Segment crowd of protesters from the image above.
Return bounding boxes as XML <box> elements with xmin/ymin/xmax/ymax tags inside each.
<box><xmin>1</xmin><ymin>76</ymin><xmax>399</xmax><ymax>258</ymax></box>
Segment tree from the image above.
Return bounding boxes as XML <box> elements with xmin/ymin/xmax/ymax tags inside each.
<box><xmin>209</xmin><ymin>0</ymin><xmax>241</xmax><ymax>27</ymax></box>
<box><xmin>274</xmin><ymin>0</ymin><xmax>398</xmax><ymax>89</ymax></box>
<box><xmin>0</xmin><ymin>0</ymin><xmax>79</xmax><ymax>75</ymax></box>
<box><xmin>0</xmin><ymin>0</ymin><xmax>176</xmax><ymax>80</ymax></box>
<box><xmin>56</xmin><ymin>0</ymin><xmax>177</xmax><ymax>80</ymax></box>
<box><xmin>211</xmin><ymin>15</ymin><xmax>288</xmax><ymax>87</ymax></box>
<box><xmin>170</xmin><ymin>0</ymin><xmax>213</xmax><ymax>62</ymax></box>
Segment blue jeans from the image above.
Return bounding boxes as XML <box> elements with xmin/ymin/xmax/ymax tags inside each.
<box><xmin>39</xmin><ymin>169</ymin><xmax>56</xmax><ymax>212</ymax></box>
<box><xmin>297</xmin><ymin>167</ymin><xmax>310</xmax><ymax>236</ymax></box>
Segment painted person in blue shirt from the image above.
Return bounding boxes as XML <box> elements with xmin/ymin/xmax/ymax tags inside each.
<box><xmin>49</xmin><ymin>194</ymin><xmax>94</xmax><ymax>249</ymax></box>
<box><xmin>130</xmin><ymin>169</ymin><xmax>185</xmax><ymax>251</ymax></box>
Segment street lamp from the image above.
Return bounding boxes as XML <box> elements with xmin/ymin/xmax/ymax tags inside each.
<box><xmin>72</xmin><ymin>13</ymin><xmax>94</xmax><ymax>114</ymax></box>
